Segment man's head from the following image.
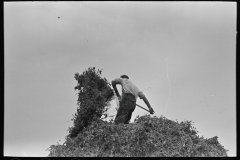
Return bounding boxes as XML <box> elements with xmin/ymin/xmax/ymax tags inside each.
<box><xmin>120</xmin><ymin>75</ymin><xmax>129</xmax><ymax>79</ymax></box>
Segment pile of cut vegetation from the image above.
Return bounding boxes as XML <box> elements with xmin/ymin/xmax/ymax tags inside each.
<box><xmin>47</xmin><ymin>114</ymin><xmax>228</xmax><ymax>157</ymax></box>
<box><xmin>46</xmin><ymin>67</ymin><xmax>228</xmax><ymax>157</ymax></box>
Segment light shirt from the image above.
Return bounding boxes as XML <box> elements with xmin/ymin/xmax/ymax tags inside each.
<box><xmin>113</xmin><ymin>78</ymin><xmax>145</xmax><ymax>101</ymax></box>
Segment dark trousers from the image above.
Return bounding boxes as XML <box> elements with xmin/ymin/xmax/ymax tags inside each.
<box><xmin>114</xmin><ymin>93</ymin><xmax>136</xmax><ymax>124</ymax></box>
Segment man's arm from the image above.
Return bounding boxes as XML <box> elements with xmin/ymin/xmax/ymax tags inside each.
<box><xmin>111</xmin><ymin>80</ymin><xmax>120</xmax><ymax>97</ymax></box>
<box><xmin>139</xmin><ymin>92</ymin><xmax>155</xmax><ymax>114</ymax></box>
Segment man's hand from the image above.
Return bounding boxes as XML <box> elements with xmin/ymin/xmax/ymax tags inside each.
<box><xmin>149</xmin><ymin>107</ymin><xmax>155</xmax><ymax>114</ymax></box>
<box><xmin>117</xmin><ymin>96</ymin><xmax>122</xmax><ymax>102</ymax></box>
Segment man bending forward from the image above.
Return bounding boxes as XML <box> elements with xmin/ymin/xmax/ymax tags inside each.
<box><xmin>111</xmin><ymin>75</ymin><xmax>154</xmax><ymax>124</ymax></box>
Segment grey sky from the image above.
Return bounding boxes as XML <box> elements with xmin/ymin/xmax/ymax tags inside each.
<box><xmin>4</xmin><ymin>2</ymin><xmax>236</xmax><ymax>157</ymax></box>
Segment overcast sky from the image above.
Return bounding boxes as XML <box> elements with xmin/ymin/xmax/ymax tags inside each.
<box><xmin>4</xmin><ymin>2</ymin><xmax>236</xmax><ymax>157</ymax></box>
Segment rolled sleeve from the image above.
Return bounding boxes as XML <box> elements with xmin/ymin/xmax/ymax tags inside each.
<box><xmin>112</xmin><ymin>78</ymin><xmax>122</xmax><ymax>85</ymax></box>
<box><xmin>138</xmin><ymin>91</ymin><xmax>145</xmax><ymax>99</ymax></box>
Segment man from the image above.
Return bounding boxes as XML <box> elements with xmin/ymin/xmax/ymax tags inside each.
<box><xmin>111</xmin><ymin>75</ymin><xmax>155</xmax><ymax>124</ymax></box>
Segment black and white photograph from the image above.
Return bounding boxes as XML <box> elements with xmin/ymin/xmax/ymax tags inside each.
<box><xmin>4</xmin><ymin>2</ymin><xmax>236</xmax><ymax>157</ymax></box>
